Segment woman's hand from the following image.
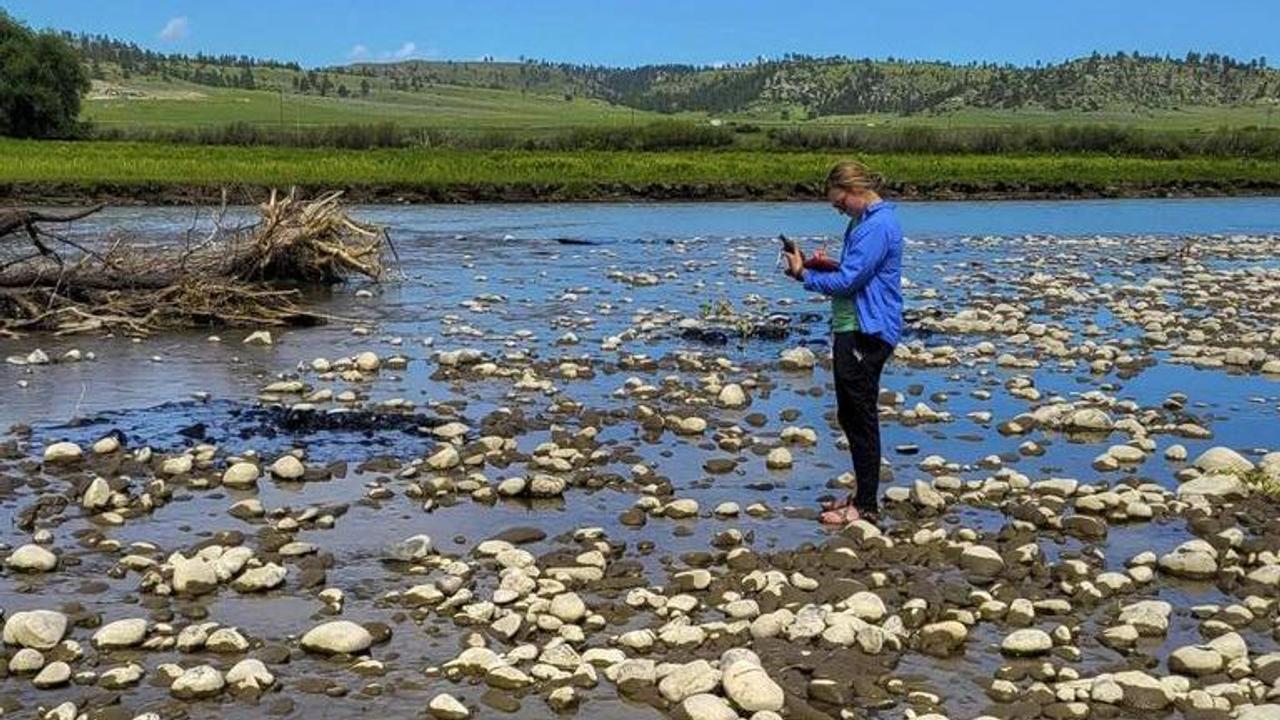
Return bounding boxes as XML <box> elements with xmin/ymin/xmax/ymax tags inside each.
<box><xmin>783</xmin><ymin>244</ymin><xmax>805</xmax><ymax>280</ymax></box>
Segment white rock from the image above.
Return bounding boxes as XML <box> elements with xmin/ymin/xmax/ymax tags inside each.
<box><xmin>779</xmin><ymin>346</ymin><xmax>817</xmax><ymax>371</ymax></box>
<box><xmin>2</xmin><ymin>610</ymin><xmax>69</xmax><ymax>649</ymax></box>
<box><xmin>82</xmin><ymin>476</ymin><xmax>112</xmax><ymax>510</ymax></box>
<box><xmin>549</xmin><ymin>593</ymin><xmax>587</xmax><ymax>624</ymax></box>
<box><xmin>32</xmin><ymin>661</ymin><xmax>71</xmax><ymax>688</ymax></box>
<box><xmin>658</xmin><ymin>659</ymin><xmax>720</xmax><ymax>703</ymax></box>
<box><xmin>354</xmin><ymin>351</ymin><xmax>381</xmax><ymax>372</ymax></box>
<box><xmin>299</xmin><ymin>621</ymin><xmax>372</xmax><ymax>655</ymax></box>
<box><xmin>722</xmin><ymin>659</ymin><xmax>784</xmax><ymax>712</ymax></box>
<box><xmin>234</xmin><ymin>563</ymin><xmax>289</xmax><ymax>591</ymax></box>
<box><xmin>682</xmin><ymin>693</ymin><xmax>739</xmax><ymax>720</ymax></box>
<box><xmin>717</xmin><ymin>383</ymin><xmax>748</xmax><ymax>408</ymax></box>
<box><xmin>428</xmin><ymin>693</ymin><xmax>471</xmax><ymax>719</ymax></box>
<box><xmin>92</xmin><ymin>618</ymin><xmax>148</xmax><ymax>649</ymax></box>
<box><xmin>1178</xmin><ymin>474</ymin><xmax>1247</xmax><ymax>499</ymax></box>
<box><xmin>170</xmin><ymin>665</ymin><xmax>225</xmax><ymax>699</ymax></box>
<box><xmin>172</xmin><ymin>556</ymin><xmax>219</xmax><ymax>595</ymax></box>
<box><xmin>226</xmin><ymin>658</ymin><xmax>274</xmax><ymax>691</ymax></box>
<box><xmin>161</xmin><ymin>454</ymin><xmax>194</xmax><ymax>476</ymax></box>
<box><xmin>960</xmin><ymin>544</ymin><xmax>1005</xmax><ymax>576</ymax></box>
<box><xmin>42</xmin><ymin>441</ymin><xmax>82</xmax><ymax>463</ymax></box>
<box><xmin>1193</xmin><ymin>446</ymin><xmax>1254</xmax><ymax>474</ymax></box>
<box><xmin>243</xmin><ymin>330</ymin><xmax>273</xmax><ymax>346</ymax></box>
<box><xmin>5</xmin><ymin>544</ymin><xmax>57</xmax><ymax>572</ymax></box>
<box><xmin>1112</xmin><ymin>670</ymin><xmax>1173</xmax><ymax>710</ymax></box>
<box><xmin>8</xmin><ymin>647</ymin><xmax>44</xmax><ymax>673</ymax></box>
<box><xmin>270</xmin><ymin>455</ymin><xmax>306</xmax><ymax>480</ymax></box>
<box><xmin>1000</xmin><ymin>628</ymin><xmax>1053</xmax><ymax>656</ymax></box>
<box><xmin>765</xmin><ymin>447</ymin><xmax>793</xmax><ymax>469</ymax></box>
<box><xmin>222</xmin><ymin>462</ymin><xmax>261</xmax><ymax>488</ymax></box>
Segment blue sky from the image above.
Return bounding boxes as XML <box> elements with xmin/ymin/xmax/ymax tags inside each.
<box><xmin>4</xmin><ymin>0</ymin><xmax>1277</xmax><ymax>68</ymax></box>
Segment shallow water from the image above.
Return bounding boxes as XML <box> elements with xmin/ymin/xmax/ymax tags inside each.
<box><xmin>2</xmin><ymin>198</ymin><xmax>1280</xmax><ymax>720</ymax></box>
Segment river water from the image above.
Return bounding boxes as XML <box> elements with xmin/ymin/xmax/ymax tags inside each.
<box><xmin>1</xmin><ymin>197</ymin><xmax>1279</xmax><ymax>720</ymax></box>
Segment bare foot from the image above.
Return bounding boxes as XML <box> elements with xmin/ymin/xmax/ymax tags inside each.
<box><xmin>820</xmin><ymin>495</ymin><xmax>854</xmax><ymax>512</ymax></box>
<box><xmin>819</xmin><ymin>505</ymin><xmax>862</xmax><ymax>525</ymax></box>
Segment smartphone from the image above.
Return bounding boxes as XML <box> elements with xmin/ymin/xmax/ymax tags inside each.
<box><xmin>779</xmin><ymin>235</ymin><xmax>796</xmax><ymax>253</ymax></box>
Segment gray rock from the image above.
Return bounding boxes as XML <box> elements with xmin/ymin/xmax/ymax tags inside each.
<box><xmin>611</xmin><ymin>658</ymin><xmax>658</xmax><ymax>692</ymax></box>
<box><xmin>919</xmin><ymin>621</ymin><xmax>968</xmax><ymax>657</ymax></box>
<box><xmin>1112</xmin><ymin>670</ymin><xmax>1173</xmax><ymax>710</ymax></box>
<box><xmin>960</xmin><ymin>545</ymin><xmax>1005</xmax><ymax>576</ymax></box>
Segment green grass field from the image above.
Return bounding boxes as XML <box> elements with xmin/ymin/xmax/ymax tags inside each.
<box><xmin>4</xmin><ymin>139</ymin><xmax>1277</xmax><ymax>194</ymax></box>
<box><xmin>84</xmin><ymin>76</ymin><xmax>675</xmax><ymax>134</ymax></box>
<box><xmin>83</xmin><ymin>75</ymin><xmax>1280</xmax><ymax>137</ymax></box>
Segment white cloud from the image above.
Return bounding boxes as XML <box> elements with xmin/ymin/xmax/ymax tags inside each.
<box><xmin>159</xmin><ymin>16</ymin><xmax>188</xmax><ymax>42</ymax></box>
<box><xmin>349</xmin><ymin>44</ymin><xmax>369</xmax><ymax>60</ymax></box>
<box><xmin>392</xmin><ymin>42</ymin><xmax>417</xmax><ymax>59</ymax></box>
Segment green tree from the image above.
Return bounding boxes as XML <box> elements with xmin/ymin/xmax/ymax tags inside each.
<box><xmin>0</xmin><ymin>12</ymin><xmax>89</xmax><ymax>138</ymax></box>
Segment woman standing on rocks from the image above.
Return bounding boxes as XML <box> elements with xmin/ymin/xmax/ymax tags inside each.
<box><xmin>782</xmin><ymin>160</ymin><xmax>904</xmax><ymax>525</ymax></box>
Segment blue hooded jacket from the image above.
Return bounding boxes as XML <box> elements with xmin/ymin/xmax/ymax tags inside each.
<box><xmin>801</xmin><ymin>201</ymin><xmax>904</xmax><ymax>346</ymax></box>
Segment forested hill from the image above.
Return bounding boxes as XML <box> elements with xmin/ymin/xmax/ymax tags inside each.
<box><xmin>70</xmin><ymin>32</ymin><xmax>1278</xmax><ymax>117</ymax></box>
<box><xmin>352</xmin><ymin>53</ymin><xmax>1280</xmax><ymax>116</ymax></box>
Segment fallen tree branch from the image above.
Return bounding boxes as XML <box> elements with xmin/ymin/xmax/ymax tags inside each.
<box><xmin>0</xmin><ymin>190</ymin><xmax>388</xmax><ymax>336</ymax></box>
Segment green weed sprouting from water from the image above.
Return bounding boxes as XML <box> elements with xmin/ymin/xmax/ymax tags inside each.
<box><xmin>1242</xmin><ymin>468</ymin><xmax>1280</xmax><ymax>500</ymax></box>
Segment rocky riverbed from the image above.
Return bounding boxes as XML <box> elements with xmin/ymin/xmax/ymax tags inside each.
<box><xmin>1</xmin><ymin>203</ymin><xmax>1280</xmax><ymax>720</ymax></box>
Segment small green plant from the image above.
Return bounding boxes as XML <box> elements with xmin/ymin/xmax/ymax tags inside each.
<box><xmin>1242</xmin><ymin>468</ymin><xmax>1280</xmax><ymax>499</ymax></box>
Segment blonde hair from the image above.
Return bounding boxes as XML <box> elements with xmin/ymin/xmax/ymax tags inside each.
<box><xmin>826</xmin><ymin>160</ymin><xmax>884</xmax><ymax>192</ymax></box>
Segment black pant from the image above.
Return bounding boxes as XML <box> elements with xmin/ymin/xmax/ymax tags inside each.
<box><xmin>833</xmin><ymin>331</ymin><xmax>892</xmax><ymax>512</ymax></box>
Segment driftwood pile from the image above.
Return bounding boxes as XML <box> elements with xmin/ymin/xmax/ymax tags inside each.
<box><xmin>0</xmin><ymin>190</ymin><xmax>390</xmax><ymax>337</ymax></box>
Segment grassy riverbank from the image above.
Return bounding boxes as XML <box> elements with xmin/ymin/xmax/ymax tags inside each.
<box><xmin>3</xmin><ymin>139</ymin><xmax>1279</xmax><ymax>203</ymax></box>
